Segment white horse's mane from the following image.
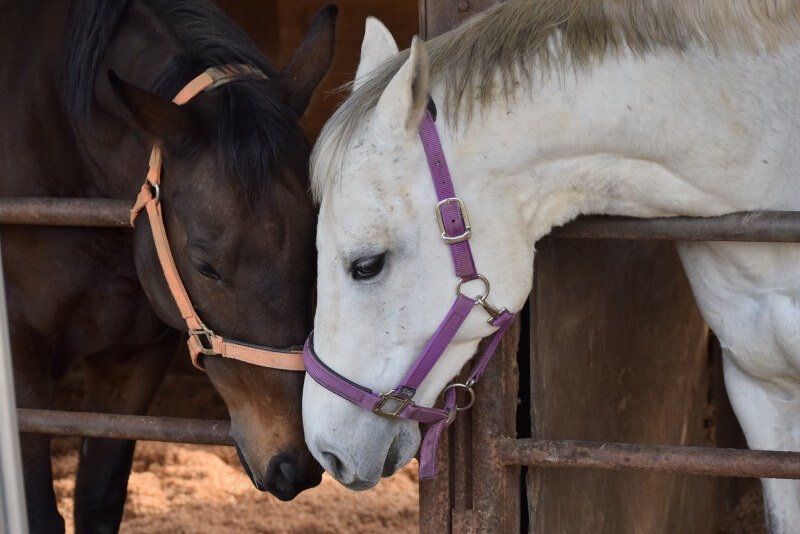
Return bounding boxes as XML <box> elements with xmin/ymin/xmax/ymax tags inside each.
<box><xmin>311</xmin><ymin>0</ymin><xmax>800</xmax><ymax>202</ymax></box>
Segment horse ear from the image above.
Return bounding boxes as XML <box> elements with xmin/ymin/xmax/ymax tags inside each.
<box><xmin>280</xmin><ymin>4</ymin><xmax>338</xmax><ymax>116</ymax></box>
<box><xmin>375</xmin><ymin>36</ymin><xmax>430</xmax><ymax>137</ymax></box>
<box><xmin>353</xmin><ymin>17</ymin><xmax>398</xmax><ymax>92</ymax></box>
<box><xmin>107</xmin><ymin>70</ymin><xmax>194</xmax><ymax>139</ymax></box>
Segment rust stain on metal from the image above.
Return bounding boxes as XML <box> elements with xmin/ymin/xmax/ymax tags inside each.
<box><xmin>0</xmin><ymin>198</ymin><xmax>131</xmax><ymax>228</ymax></box>
<box><xmin>495</xmin><ymin>438</ymin><xmax>800</xmax><ymax>479</ymax></box>
<box><xmin>552</xmin><ymin>211</ymin><xmax>800</xmax><ymax>242</ymax></box>
<box><xmin>17</xmin><ymin>409</ymin><xmax>232</xmax><ymax>446</ymax></box>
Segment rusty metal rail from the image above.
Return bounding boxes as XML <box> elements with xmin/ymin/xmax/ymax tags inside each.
<box><xmin>553</xmin><ymin>211</ymin><xmax>800</xmax><ymax>242</ymax></box>
<box><xmin>2</xmin><ymin>198</ymin><xmax>800</xmax><ymax>242</ymax></box>
<box><xmin>17</xmin><ymin>409</ymin><xmax>232</xmax><ymax>446</ymax></box>
<box><xmin>17</xmin><ymin>408</ymin><xmax>800</xmax><ymax>480</ymax></box>
<box><xmin>0</xmin><ymin>198</ymin><xmax>130</xmax><ymax>227</ymax></box>
<box><xmin>495</xmin><ymin>438</ymin><xmax>800</xmax><ymax>479</ymax></box>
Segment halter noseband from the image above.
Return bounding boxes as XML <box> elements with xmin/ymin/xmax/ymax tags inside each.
<box><xmin>303</xmin><ymin>104</ymin><xmax>516</xmax><ymax>478</ymax></box>
<box><xmin>130</xmin><ymin>64</ymin><xmax>304</xmax><ymax>372</ymax></box>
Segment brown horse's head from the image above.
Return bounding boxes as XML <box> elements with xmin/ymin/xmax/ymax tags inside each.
<box><xmin>105</xmin><ymin>5</ymin><xmax>336</xmax><ymax>500</ymax></box>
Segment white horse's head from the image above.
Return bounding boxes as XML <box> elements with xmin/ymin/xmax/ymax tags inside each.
<box><xmin>303</xmin><ymin>19</ymin><xmax>533</xmax><ymax>489</ymax></box>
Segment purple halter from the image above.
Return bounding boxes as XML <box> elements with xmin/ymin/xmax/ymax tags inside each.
<box><xmin>303</xmin><ymin>106</ymin><xmax>515</xmax><ymax>479</ymax></box>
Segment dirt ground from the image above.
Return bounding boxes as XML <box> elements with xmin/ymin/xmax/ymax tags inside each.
<box><xmin>52</xmin><ymin>438</ymin><xmax>419</xmax><ymax>534</ymax></box>
<box><xmin>51</xmin><ymin>369</ymin><xmax>419</xmax><ymax>534</ymax></box>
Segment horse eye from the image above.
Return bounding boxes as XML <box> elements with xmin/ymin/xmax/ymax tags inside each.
<box><xmin>196</xmin><ymin>262</ymin><xmax>222</xmax><ymax>281</ymax></box>
<box><xmin>351</xmin><ymin>254</ymin><xmax>385</xmax><ymax>281</ymax></box>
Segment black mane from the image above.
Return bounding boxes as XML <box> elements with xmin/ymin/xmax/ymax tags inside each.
<box><xmin>60</xmin><ymin>0</ymin><xmax>308</xmax><ymax>204</ymax></box>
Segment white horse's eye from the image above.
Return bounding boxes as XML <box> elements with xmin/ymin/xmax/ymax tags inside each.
<box><xmin>351</xmin><ymin>253</ymin><xmax>386</xmax><ymax>280</ymax></box>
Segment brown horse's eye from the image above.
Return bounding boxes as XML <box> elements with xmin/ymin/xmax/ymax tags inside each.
<box><xmin>351</xmin><ymin>254</ymin><xmax>385</xmax><ymax>281</ymax></box>
<box><xmin>196</xmin><ymin>261</ymin><xmax>222</xmax><ymax>281</ymax></box>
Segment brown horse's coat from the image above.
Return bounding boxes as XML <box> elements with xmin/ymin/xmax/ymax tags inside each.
<box><xmin>0</xmin><ymin>1</ymin><xmax>335</xmax><ymax>532</ymax></box>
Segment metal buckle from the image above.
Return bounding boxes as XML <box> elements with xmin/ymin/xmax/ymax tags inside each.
<box><xmin>189</xmin><ymin>324</ymin><xmax>216</xmax><ymax>356</ymax></box>
<box><xmin>435</xmin><ymin>198</ymin><xmax>471</xmax><ymax>244</ymax></box>
<box><xmin>373</xmin><ymin>390</ymin><xmax>415</xmax><ymax>418</ymax></box>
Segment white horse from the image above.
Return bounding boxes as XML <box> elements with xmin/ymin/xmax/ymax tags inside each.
<box><xmin>303</xmin><ymin>1</ymin><xmax>800</xmax><ymax>530</ymax></box>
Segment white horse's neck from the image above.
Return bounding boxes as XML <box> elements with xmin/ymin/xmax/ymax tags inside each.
<box><xmin>434</xmin><ymin>43</ymin><xmax>800</xmax><ymax>248</ymax></box>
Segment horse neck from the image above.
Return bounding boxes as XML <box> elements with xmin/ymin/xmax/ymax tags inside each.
<box><xmin>71</xmin><ymin>0</ymin><xmax>183</xmax><ymax>200</ymax></box>
<box><xmin>436</xmin><ymin>43</ymin><xmax>800</xmax><ymax>249</ymax></box>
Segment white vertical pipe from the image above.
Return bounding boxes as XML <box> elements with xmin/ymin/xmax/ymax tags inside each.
<box><xmin>0</xmin><ymin>238</ymin><xmax>28</xmax><ymax>534</ymax></box>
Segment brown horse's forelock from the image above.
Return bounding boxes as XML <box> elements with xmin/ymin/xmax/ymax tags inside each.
<box><xmin>61</xmin><ymin>0</ymin><xmax>307</xmax><ymax>209</ymax></box>
<box><xmin>311</xmin><ymin>0</ymin><xmax>800</xmax><ymax>203</ymax></box>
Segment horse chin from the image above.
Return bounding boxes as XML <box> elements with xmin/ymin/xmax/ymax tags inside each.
<box><xmin>382</xmin><ymin>426</ymin><xmax>420</xmax><ymax>477</ymax></box>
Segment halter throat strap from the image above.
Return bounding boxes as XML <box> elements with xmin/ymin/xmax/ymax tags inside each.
<box><xmin>303</xmin><ymin>106</ymin><xmax>515</xmax><ymax>478</ymax></box>
<box><xmin>130</xmin><ymin>65</ymin><xmax>304</xmax><ymax>372</ymax></box>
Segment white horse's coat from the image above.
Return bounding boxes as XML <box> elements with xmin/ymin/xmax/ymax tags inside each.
<box><xmin>304</xmin><ymin>15</ymin><xmax>800</xmax><ymax>530</ymax></box>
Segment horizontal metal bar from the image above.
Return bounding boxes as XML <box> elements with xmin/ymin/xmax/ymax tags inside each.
<box><xmin>0</xmin><ymin>199</ymin><xmax>797</xmax><ymax>243</ymax></box>
<box><xmin>552</xmin><ymin>211</ymin><xmax>800</xmax><ymax>242</ymax></box>
<box><xmin>495</xmin><ymin>438</ymin><xmax>800</xmax><ymax>479</ymax></box>
<box><xmin>0</xmin><ymin>198</ymin><xmax>130</xmax><ymax>227</ymax></box>
<box><xmin>17</xmin><ymin>409</ymin><xmax>232</xmax><ymax>446</ymax></box>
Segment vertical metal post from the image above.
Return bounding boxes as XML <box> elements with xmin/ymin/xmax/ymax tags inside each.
<box><xmin>0</xmin><ymin>238</ymin><xmax>28</xmax><ymax>534</ymax></box>
<box><xmin>417</xmin><ymin>2</ymin><xmax>512</xmax><ymax>532</ymax></box>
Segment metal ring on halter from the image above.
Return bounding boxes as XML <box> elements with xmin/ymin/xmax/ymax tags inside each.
<box><xmin>148</xmin><ymin>181</ymin><xmax>161</xmax><ymax>204</ymax></box>
<box><xmin>443</xmin><ymin>381</ymin><xmax>476</xmax><ymax>411</ymax></box>
<box><xmin>456</xmin><ymin>274</ymin><xmax>490</xmax><ymax>301</ymax></box>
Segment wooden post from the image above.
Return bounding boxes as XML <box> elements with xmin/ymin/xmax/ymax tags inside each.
<box><xmin>528</xmin><ymin>237</ymin><xmax>745</xmax><ymax>533</ymax></box>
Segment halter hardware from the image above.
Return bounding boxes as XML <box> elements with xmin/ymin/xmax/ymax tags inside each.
<box><xmin>443</xmin><ymin>381</ymin><xmax>475</xmax><ymax>411</ymax></box>
<box><xmin>435</xmin><ymin>197</ymin><xmax>471</xmax><ymax>244</ymax></box>
<box><xmin>373</xmin><ymin>391</ymin><xmax>416</xmax><ymax>418</ymax></box>
<box><xmin>189</xmin><ymin>324</ymin><xmax>216</xmax><ymax>356</ymax></box>
<box><xmin>457</xmin><ymin>274</ymin><xmax>509</xmax><ymax>323</ymax></box>
<box><xmin>147</xmin><ymin>180</ymin><xmax>161</xmax><ymax>204</ymax></box>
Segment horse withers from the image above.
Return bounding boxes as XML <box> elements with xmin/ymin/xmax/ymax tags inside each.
<box><xmin>305</xmin><ymin>2</ymin><xmax>800</xmax><ymax>531</ymax></box>
<box><xmin>0</xmin><ymin>0</ymin><xmax>335</xmax><ymax>532</ymax></box>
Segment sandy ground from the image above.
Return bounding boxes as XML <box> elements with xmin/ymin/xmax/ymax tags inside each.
<box><xmin>51</xmin><ymin>369</ymin><xmax>419</xmax><ymax>534</ymax></box>
<box><xmin>52</xmin><ymin>438</ymin><xmax>419</xmax><ymax>534</ymax></box>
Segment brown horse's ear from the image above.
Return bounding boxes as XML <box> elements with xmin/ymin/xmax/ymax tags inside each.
<box><xmin>107</xmin><ymin>70</ymin><xmax>194</xmax><ymax>139</ymax></box>
<box><xmin>280</xmin><ymin>4</ymin><xmax>337</xmax><ymax>116</ymax></box>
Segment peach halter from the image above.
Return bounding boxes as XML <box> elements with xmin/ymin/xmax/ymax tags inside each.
<box><xmin>130</xmin><ymin>65</ymin><xmax>304</xmax><ymax>371</ymax></box>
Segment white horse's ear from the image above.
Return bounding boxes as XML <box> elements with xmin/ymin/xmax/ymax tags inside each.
<box><xmin>354</xmin><ymin>17</ymin><xmax>398</xmax><ymax>91</ymax></box>
<box><xmin>374</xmin><ymin>36</ymin><xmax>430</xmax><ymax>137</ymax></box>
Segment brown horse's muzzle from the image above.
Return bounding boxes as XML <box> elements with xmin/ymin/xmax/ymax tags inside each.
<box><xmin>233</xmin><ymin>438</ymin><xmax>322</xmax><ymax>500</ymax></box>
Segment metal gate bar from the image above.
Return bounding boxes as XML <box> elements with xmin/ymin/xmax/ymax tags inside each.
<box><xmin>17</xmin><ymin>409</ymin><xmax>232</xmax><ymax>446</ymax></box>
<box><xmin>495</xmin><ymin>438</ymin><xmax>800</xmax><ymax>479</ymax></box>
<box><xmin>0</xmin><ymin>198</ymin><xmax>129</xmax><ymax>227</ymax></box>
<box><xmin>552</xmin><ymin>211</ymin><xmax>800</xmax><ymax>242</ymax></box>
<box><xmin>0</xmin><ymin>240</ymin><xmax>28</xmax><ymax>534</ymax></box>
<box><xmin>18</xmin><ymin>407</ymin><xmax>800</xmax><ymax>480</ymax></box>
<box><xmin>2</xmin><ymin>198</ymin><xmax>800</xmax><ymax>243</ymax></box>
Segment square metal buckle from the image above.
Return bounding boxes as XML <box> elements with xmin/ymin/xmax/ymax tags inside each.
<box><xmin>189</xmin><ymin>325</ymin><xmax>217</xmax><ymax>356</ymax></box>
<box><xmin>435</xmin><ymin>198</ymin><xmax>471</xmax><ymax>244</ymax></box>
<box><xmin>373</xmin><ymin>390</ymin><xmax>415</xmax><ymax>418</ymax></box>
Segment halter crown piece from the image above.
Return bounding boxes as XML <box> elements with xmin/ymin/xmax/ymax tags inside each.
<box><xmin>130</xmin><ymin>64</ymin><xmax>304</xmax><ymax>372</ymax></box>
<box><xmin>303</xmin><ymin>104</ymin><xmax>516</xmax><ymax>479</ymax></box>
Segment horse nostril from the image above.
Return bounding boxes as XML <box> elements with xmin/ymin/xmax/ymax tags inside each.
<box><xmin>278</xmin><ymin>460</ymin><xmax>294</xmax><ymax>482</ymax></box>
<box><xmin>322</xmin><ymin>452</ymin><xmax>344</xmax><ymax>480</ymax></box>
<box><xmin>265</xmin><ymin>455</ymin><xmax>296</xmax><ymax>497</ymax></box>
<box><xmin>264</xmin><ymin>453</ymin><xmax>320</xmax><ymax>501</ymax></box>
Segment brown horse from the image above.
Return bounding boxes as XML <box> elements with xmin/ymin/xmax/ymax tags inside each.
<box><xmin>0</xmin><ymin>0</ymin><xmax>336</xmax><ymax>532</ymax></box>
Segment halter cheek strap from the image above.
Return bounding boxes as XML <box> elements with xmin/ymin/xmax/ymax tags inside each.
<box><xmin>303</xmin><ymin>107</ymin><xmax>516</xmax><ymax>478</ymax></box>
<box><xmin>130</xmin><ymin>65</ymin><xmax>304</xmax><ymax>372</ymax></box>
